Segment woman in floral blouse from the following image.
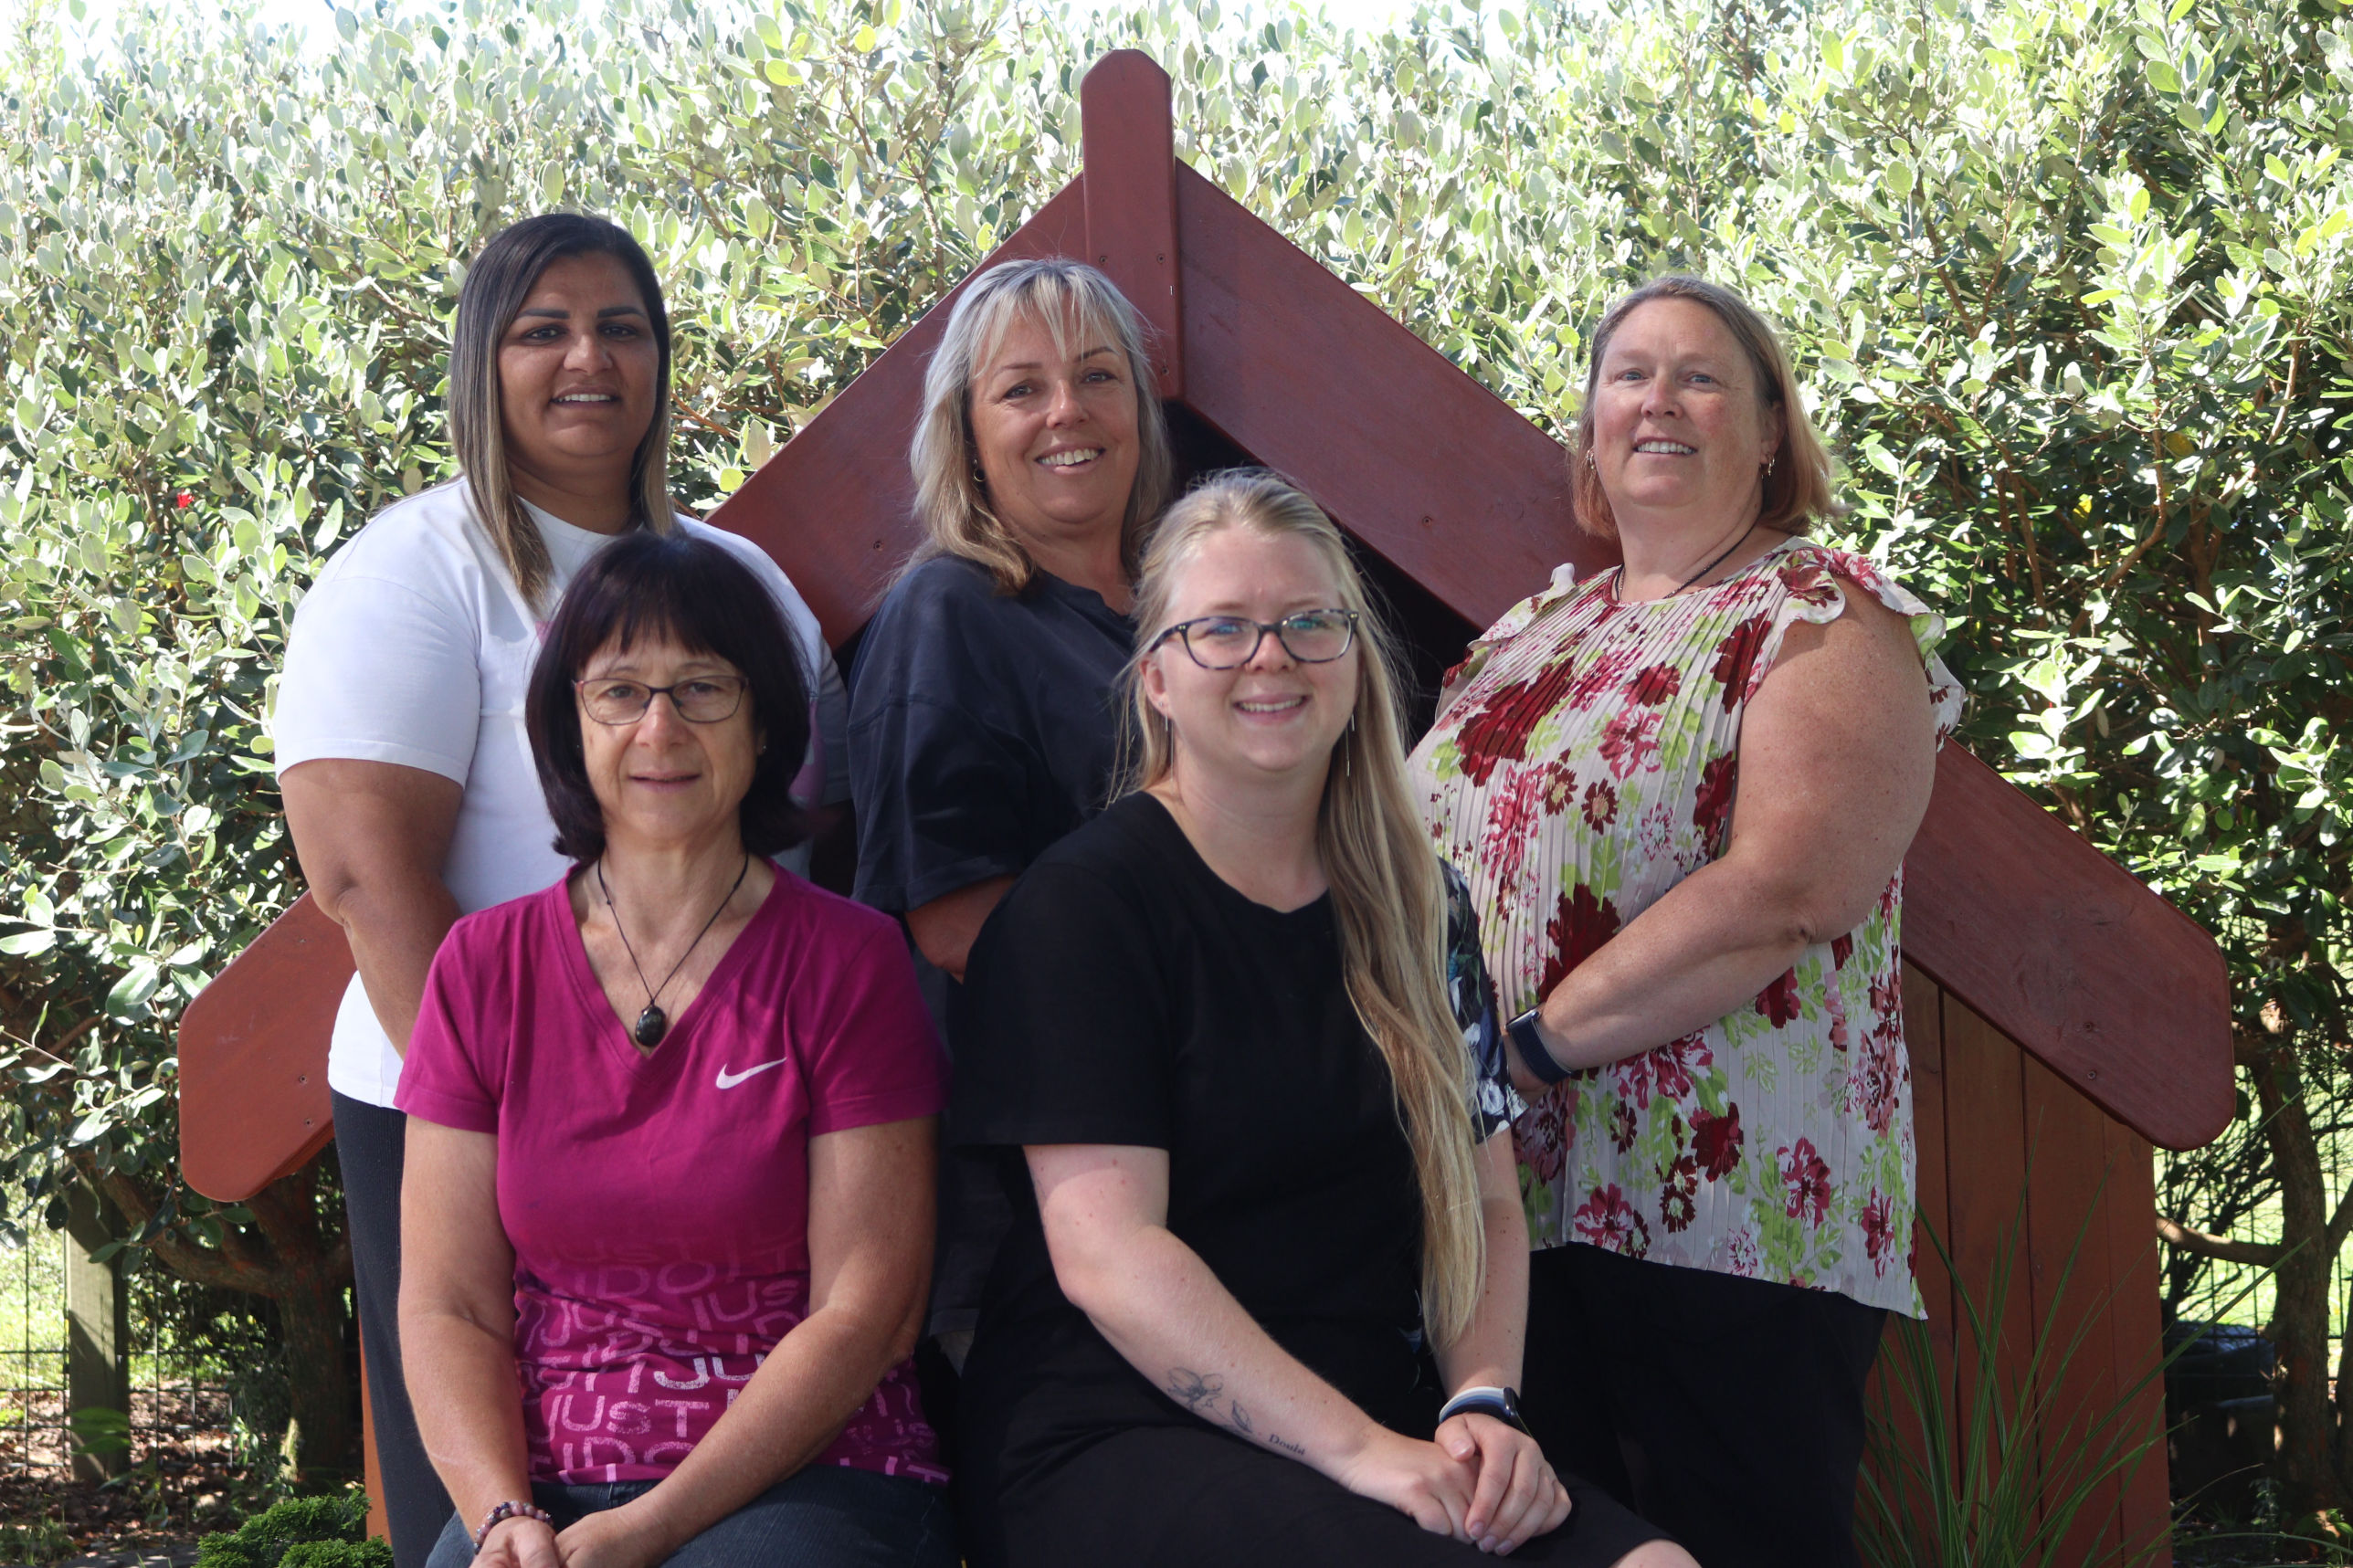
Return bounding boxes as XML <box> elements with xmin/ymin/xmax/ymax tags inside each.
<box><xmin>1409</xmin><ymin>276</ymin><xmax>1962</xmax><ymax>1568</ymax></box>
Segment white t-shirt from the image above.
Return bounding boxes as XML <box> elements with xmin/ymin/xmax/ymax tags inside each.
<box><xmin>271</xmin><ymin>479</ymin><xmax>851</xmax><ymax>1108</ymax></box>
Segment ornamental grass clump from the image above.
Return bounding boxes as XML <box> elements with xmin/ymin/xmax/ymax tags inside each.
<box><xmin>1857</xmin><ymin>1188</ymin><xmax>2187</xmax><ymax>1568</ymax></box>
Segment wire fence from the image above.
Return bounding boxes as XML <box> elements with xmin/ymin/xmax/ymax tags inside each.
<box><xmin>0</xmin><ymin>1221</ymin><xmax>240</xmax><ymax>1493</ymax></box>
<box><xmin>2161</xmin><ymin>1148</ymin><xmax>2353</xmax><ymax>1378</ymax></box>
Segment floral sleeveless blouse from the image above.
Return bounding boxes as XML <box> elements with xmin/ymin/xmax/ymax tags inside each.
<box><xmin>1407</xmin><ymin>541</ymin><xmax>1963</xmax><ymax>1317</ymax></box>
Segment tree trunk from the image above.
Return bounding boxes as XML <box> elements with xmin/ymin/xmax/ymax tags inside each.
<box><xmin>84</xmin><ymin>1156</ymin><xmax>356</xmax><ymax>1488</ymax></box>
<box><xmin>2242</xmin><ymin>1030</ymin><xmax>2344</xmax><ymax>1521</ymax></box>
<box><xmin>273</xmin><ymin>1251</ymin><xmax>356</xmax><ymax>1487</ymax></box>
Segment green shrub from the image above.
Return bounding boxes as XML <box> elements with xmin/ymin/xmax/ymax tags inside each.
<box><xmin>0</xmin><ymin>0</ymin><xmax>2348</xmax><ymax>1512</ymax></box>
<box><xmin>196</xmin><ymin>1489</ymin><xmax>374</xmax><ymax>1568</ymax></box>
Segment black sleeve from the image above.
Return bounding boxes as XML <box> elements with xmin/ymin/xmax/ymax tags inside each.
<box><xmin>848</xmin><ymin>567</ymin><xmax>1038</xmax><ymax>913</ymax></box>
<box><xmin>952</xmin><ymin>858</ymin><xmax>1175</xmax><ymax>1151</ymax></box>
<box><xmin>1441</xmin><ymin>862</ymin><xmax>1521</xmax><ymax>1142</ymax></box>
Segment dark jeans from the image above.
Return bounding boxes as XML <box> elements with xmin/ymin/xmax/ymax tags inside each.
<box><xmin>423</xmin><ymin>1469</ymin><xmax>955</xmax><ymax>1568</ymax></box>
<box><xmin>1521</xmin><ymin>1241</ymin><xmax>1888</xmax><ymax>1568</ymax></box>
<box><xmin>335</xmin><ymin>1091</ymin><xmax>453</xmax><ymax>1568</ymax></box>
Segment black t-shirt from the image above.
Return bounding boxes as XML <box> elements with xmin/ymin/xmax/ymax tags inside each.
<box><xmin>953</xmin><ymin>793</ymin><xmax>1513</xmax><ymax>1489</ymax></box>
<box><xmin>848</xmin><ymin>554</ymin><xmax>1134</xmax><ymax>916</ymax></box>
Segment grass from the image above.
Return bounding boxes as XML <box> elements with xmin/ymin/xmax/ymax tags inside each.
<box><xmin>1858</xmin><ymin>1188</ymin><xmax>2176</xmax><ymax>1568</ymax></box>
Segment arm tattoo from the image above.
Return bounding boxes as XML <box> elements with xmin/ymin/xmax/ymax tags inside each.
<box><xmin>1164</xmin><ymin>1370</ymin><xmax>1308</xmax><ymax>1458</ymax></box>
<box><xmin>1166</xmin><ymin>1368</ymin><xmax>1225</xmax><ymax>1415</ymax></box>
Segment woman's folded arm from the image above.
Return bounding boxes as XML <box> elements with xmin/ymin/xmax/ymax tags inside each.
<box><xmin>1522</xmin><ymin>587</ymin><xmax>1936</xmax><ymax>1085</ymax></box>
<box><xmin>398</xmin><ymin>1121</ymin><xmax>551</xmax><ymax>1568</ymax></box>
<box><xmin>1026</xmin><ymin>1142</ymin><xmax>1484</xmax><ymax>1543</ymax></box>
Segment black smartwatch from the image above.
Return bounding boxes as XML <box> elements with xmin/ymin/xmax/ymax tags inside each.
<box><xmin>1507</xmin><ymin>1006</ymin><xmax>1574</xmax><ymax>1087</ymax></box>
<box><xmin>1439</xmin><ymin>1384</ymin><xmax>1530</xmax><ymax>1435</ymax></box>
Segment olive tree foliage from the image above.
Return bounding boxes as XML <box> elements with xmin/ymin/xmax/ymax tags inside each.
<box><xmin>0</xmin><ymin>0</ymin><xmax>2348</xmax><ymax>1500</ymax></box>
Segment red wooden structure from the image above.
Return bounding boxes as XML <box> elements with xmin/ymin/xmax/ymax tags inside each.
<box><xmin>179</xmin><ymin>49</ymin><xmax>2232</xmax><ymax>1563</ymax></box>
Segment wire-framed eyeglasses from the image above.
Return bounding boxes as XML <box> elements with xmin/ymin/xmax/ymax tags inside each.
<box><xmin>575</xmin><ymin>675</ymin><xmax>749</xmax><ymax>725</ymax></box>
<box><xmin>1154</xmin><ymin>609</ymin><xmax>1360</xmax><ymax>670</ymax></box>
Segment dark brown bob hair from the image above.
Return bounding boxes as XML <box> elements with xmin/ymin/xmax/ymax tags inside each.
<box><xmin>449</xmin><ymin>213</ymin><xmax>677</xmax><ymax>611</ymax></box>
<box><xmin>525</xmin><ymin>531</ymin><xmax>812</xmax><ymax>863</ymax></box>
<box><xmin>1568</xmin><ymin>274</ymin><xmax>1840</xmax><ymax>540</ymax></box>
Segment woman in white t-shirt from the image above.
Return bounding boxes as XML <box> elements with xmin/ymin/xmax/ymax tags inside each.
<box><xmin>272</xmin><ymin>213</ymin><xmax>849</xmax><ymax>1568</ymax></box>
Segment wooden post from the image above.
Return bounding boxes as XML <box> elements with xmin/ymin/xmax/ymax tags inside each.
<box><xmin>63</xmin><ymin>1180</ymin><xmax>130</xmax><ymax>1482</ymax></box>
<box><xmin>1081</xmin><ymin>50</ymin><xmax>1184</xmax><ymax>397</ymax></box>
<box><xmin>359</xmin><ymin>1334</ymin><xmax>388</xmax><ymax>1539</ymax></box>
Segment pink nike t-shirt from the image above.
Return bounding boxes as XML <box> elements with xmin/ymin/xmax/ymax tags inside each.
<box><xmin>397</xmin><ymin>870</ymin><xmax>949</xmax><ymax>1487</ymax></box>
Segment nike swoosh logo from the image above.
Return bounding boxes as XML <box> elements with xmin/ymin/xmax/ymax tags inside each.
<box><xmin>714</xmin><ymin>1058</ymin><xmax>790</xmax><ymax>1089</ymax></box>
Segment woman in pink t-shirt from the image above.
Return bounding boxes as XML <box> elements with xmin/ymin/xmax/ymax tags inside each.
<box><xmin>397</xmin><ymin>531</ymin><xmax>953</xmax><ymax>1568</ymax></box>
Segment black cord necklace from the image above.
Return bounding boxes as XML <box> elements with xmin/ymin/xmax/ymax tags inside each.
<box><xmin>1616</xmin><ymin>519</ymin><xmax>1762</xmax><ymax>603</ymax></box>
<box><xmin>596</xmin><ymin>853</ymin><xmax>750</xmax><ymax>1049</ymax></box>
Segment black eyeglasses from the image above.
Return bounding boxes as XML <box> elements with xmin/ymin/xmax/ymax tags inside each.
<box><xmin>575</xmin><ymin>675</ymin><xmax>748</xmax><ymax>725</ymax></box>
<box><xmin>1154</xmin><ymin>609</ymin><xmax>1360</xmax><ymax>670</ymax></box>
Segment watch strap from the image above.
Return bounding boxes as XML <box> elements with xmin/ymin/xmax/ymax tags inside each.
<box><xmin>1439</xmin><ymin>1384</ymin><xmax>1529</xmax><ymax>1435</ymax></box>
<box><xmin>1507</xmin><ymin>1007</ymin><xmax>1574</xmax><ymax>1087</ymax></box>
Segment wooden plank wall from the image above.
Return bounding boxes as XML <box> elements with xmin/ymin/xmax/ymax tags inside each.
<box><xmin>1879</xmin><ymin>963</ymin><xmax>2173</xmax><ymax>1567</ymax></box>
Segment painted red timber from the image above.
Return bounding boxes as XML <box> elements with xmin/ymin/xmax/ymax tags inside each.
<box><xmin>1905</xmin><ymin>745</ymin><xmax>2234</xmax><ymax>1151</ymax></box>
<box><xmin>712</xmin><ymin>183</ymin><xmax>1090</xmax><ymax>645</ymax></box>
<box><xmin>1082</xmin><ymin>51</ymin><xmax>1185</xmax><ymax>398</ymax></box>
<box><xmin>175</xmin><ymin>892</ymin><xmax>348</xmax><ymax>1200</ymax></box>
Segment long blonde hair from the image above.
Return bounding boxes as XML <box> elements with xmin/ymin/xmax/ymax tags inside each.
<box><xmin>909</xmin><ymin>258</ymin><xmax>1174</xmax><ymax>595</ymax></box>
<box><xmin>1121</xmin><ymin>470</ymin><xmax>1486</xmax><ymax>1347</ymax></box>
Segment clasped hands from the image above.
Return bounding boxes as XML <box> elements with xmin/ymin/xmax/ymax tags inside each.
<box><xmin>475</xmin><ymin>1501</ymin><xmax>671</xmax><ymax>1568</ymax></box>
<box><xmin>1334</xmin><ymin>1412</ymin><xmax>1573</xmax><ymax>1556</ymax></box>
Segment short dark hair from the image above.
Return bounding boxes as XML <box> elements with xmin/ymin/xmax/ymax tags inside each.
<box><xmin>525</xmin><ymin>531</ymin><xmax>813</xmax><ymax>863</ymax></box>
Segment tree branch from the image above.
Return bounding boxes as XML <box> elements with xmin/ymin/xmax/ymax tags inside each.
<box><xmin>2158</xmin><ymin>1214</ymin><xmax>2284</xmax><ymax>1266</ymax></box>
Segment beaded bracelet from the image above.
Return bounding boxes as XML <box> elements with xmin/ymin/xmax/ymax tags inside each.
<box><xmin>471</xmin><ymin>1500</ymin><xmax>554</xmax><ymax>1554</ymax></box>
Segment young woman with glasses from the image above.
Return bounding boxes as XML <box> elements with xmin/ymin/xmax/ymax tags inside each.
<box><xmin>947</xmin><ymin>472</ymin><xmax>1693</xmax><ymax>1568</ymax></box>
<box><xmin>396</xmin><ymin>531</ymin><xmax>954</xmax><ymax>1568</ymax></box>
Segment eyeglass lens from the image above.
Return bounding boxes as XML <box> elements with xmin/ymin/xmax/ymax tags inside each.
<box><xmin>1179</xmin><ymin>612</ymin><xmax>1356</xmax><ymax>669</ymax></box>
<box><xmin>578</xmin><ymin>678</ymin><xmax>745</xmax><ymax>724</ymax></box>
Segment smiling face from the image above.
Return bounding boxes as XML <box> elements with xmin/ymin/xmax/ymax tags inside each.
<box><xmin>498</xmin><ymin>251</ymin><xmax>662</xmax><ymax>505</ymax></box>
<box><xmin>967</xmin><ymin>309</ymin><xmax>1143</xmax><ymax>553</ymax></box>
<box><xmin>1142</xmin><ymin>527</ymin><xmax>1359</xmax><ymax>792</ymax></box>
<box><xmin>575</xmin><ymin>632</ymin><xmax>758</xmax><ymax>855</ymax></box>
<box><xmin>1589</xmin><ymin>297</ymin><xmax>1784</xmax><ymax>533</ymax></box>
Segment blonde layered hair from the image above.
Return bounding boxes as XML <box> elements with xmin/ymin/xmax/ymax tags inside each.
<box><xmin>1569</xmin><ymin>274</ymin><xmax>1841</xmax><ymax>540</ymax></box>
<box><xmin>910</xmin><ymin>258</ymin><xmax>1174</xmax><ymax>595</ymax></box>
<box><xmin>1121</xmin><ymin>470</ymin><xmax>1486</xmax><ymax>1348</ymax></box>
<box><xmin>448</xmin><ymin>213</ymin><xmax>678</xmax><ymax>611</ymax></box>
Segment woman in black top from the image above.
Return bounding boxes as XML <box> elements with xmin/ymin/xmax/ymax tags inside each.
<box><xmin>849</xmin><ymin>259</ymin><xmax>1176</xmax><ymax>1360</ymax></box>
<box><xmin>850</xmin><ymin>257</ymin><xmax>1173</xmax><ymax>981</ymax></box>
<box><xmin>954</xmin><ymin>473</ymin><xmax>1692</xmax><ymax>1568</ymax></box>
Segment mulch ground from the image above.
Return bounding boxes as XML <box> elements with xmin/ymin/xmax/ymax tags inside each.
<box><xmin>0</xmin><ymin>1387</ymin><xmax>256</xmax><ymax>1565</ymax></box>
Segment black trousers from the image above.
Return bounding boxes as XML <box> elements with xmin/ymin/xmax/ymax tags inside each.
<box><xmin>986</xmin><ymin>1425</ymin><xmax>1669</xmax><ymax>1568</ymax></box>
<box><xmin>1521</xmin><ymin>1242</ymin><xmax>1887</xmax><ymax>1568</ymax></box>
<box><xmin>335</xmin><ymin>1091</ymin><xmax>454</xmax><ymax>1568</ymax></box>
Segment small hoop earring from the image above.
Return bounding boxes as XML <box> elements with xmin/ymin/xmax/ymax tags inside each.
<box><xmin>971</xmin><ymin>464</ymin><xmax>987</xmax><ymax>489</ymax></box>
